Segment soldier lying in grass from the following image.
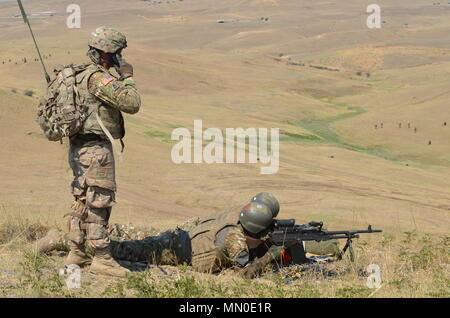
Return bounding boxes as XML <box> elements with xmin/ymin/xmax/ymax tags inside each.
<box><xmin>36</xmin><ymin>193</ymin><xmax>339</xmax><ymax>278</ymax></box>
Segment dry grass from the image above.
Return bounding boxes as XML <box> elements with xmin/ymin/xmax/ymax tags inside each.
<box><xmin>100</xmin><ymin>231</ymin><xmax>449</xmax><ymax>298</ymax></box>
<box><xmin>0</xmin><ymin>213</ymin><xmax>447</xmax><ymax>298</ymax></box>
<box><xmin>0</xmin><ymin>212</ymin><xmax>49</xmax><ymax>247</ymax></box>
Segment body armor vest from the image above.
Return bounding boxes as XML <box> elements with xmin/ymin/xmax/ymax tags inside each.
<box><xmin>75</xmin><ymin>64</ymin><xmax>124</xmax><ymax>139</ymax></box>
<box><xmin>189</xmin><ymin>206</ymin><xmax>242</xmax><ymax>273</ymax></box>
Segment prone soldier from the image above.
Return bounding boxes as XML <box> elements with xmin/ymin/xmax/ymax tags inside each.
<box><xmin>37</xmin><ymin>193</ymin><xmax>339</xmax><ymax>278</ymax></box>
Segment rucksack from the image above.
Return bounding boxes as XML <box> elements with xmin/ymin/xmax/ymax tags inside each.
<box><xmin>37</xmin><ymin>64</ymin><xmax>89</xmax><ymax>142</ymax></box>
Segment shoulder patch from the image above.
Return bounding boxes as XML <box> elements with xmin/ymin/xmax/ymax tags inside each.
<box><xmin>101</xmin><ymin>76</ymin><xmax>114</xmax><ymax>86</ymax></box>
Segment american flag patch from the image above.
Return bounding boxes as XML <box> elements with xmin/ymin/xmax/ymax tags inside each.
<box><xmin>101</xmin><ymin>76</ymin><xmax>114</xmax><ymax>86</ymax></box>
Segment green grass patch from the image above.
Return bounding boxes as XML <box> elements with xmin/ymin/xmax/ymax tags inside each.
<box><xmin>295</xmin><ymin>105</ymin><xmax>365</xmax><ymax>146</ymax></box>
<box><xmin>336</xmin><ymin>285</ymin><xmax>372</xmax><ymax>298</ymax></box>
<box><xmin>280</xmin><ymin>131</ymin><xmax>322</xmax><ymax>143</ymax></box>
<box><xmin>18</xmin><ymin>251</ymin><xmax>65</xmax><ymax>297</ymax></box>
<box><xmin>103</xmin><ymin>266</ymin><xmax>322</xmax><ymax>298</ymax></box>
<box><xmin>143</xmin><ymin>127</ymin><xmax>175</xmax><ymax>144</ymax></box>
<box><xmin>286</xmin><ymin>100</ymin><xmax>405</xmax><ymax>162</ymax></box>
<box><xmin>427</xmin><ymin>272</ymin><xmax>450</xmax><ymax>298</ymax></box>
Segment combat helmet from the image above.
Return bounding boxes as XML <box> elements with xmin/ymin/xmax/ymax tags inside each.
<box><xmin>251</xmin><ymin>192</ymin><xmax>280</xmax><ymax>218</ymax></box>
<box><xmin>88</xmin><ymin>26</ymin><xmax>127</xmax><ymax>53</ymax></box>
<box><xmin>239</xmin><ymin>202</ymin><xmax>273</xmax><ymax>235</ymax></box>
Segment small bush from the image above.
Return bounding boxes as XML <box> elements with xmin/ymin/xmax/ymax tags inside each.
<box><xmin>24</xmin><ymin>90</ymin><xmax>34</xmax><ymax>97</ymax></box>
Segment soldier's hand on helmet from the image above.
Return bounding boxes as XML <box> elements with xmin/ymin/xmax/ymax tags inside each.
<box><xmin>119</xmin><ymin>59</ymin><xmax>133</xmax><ymax>78</ymax></box>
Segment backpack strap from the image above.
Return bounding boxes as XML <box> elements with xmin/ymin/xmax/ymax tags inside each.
<box><xmin>95</xmin><ymin>107</ymin><xmax>123</xmax><ymax>163</ymax></box>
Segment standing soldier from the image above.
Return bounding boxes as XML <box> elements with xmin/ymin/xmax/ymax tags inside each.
<box><xmin>66</xmin><ymin>27</ymin><xmax>141</xmax><ymax>277</ymax></box>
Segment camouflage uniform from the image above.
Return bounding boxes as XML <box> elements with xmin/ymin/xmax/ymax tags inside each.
<box><xmin>37</xmin><ymin>209</ymin><xmax>339</xmax><ymax>278</ymax></box>
<box><xmin>107</xmin><ymin>209</ymin><xmax>339</xmax><ymax>276</ymax></box>
<box><xmin>109</xmin><ymin>207</ymin><xmax>253</xmax><ymax>273</ymax></box>
<box><xmin>188</xmin><ymin>207</ymin><xmax>251</xmax><ymax>273</ymax></box>
<box><xmin>67</xmin><ymin>63</ymin><xmax>140</xmax><ymax>252</ymax></box>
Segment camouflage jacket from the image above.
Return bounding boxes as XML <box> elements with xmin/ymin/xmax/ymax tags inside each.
<box><xmin>188</xmin><ymin>206</ymin><xmax>250</xmax><ymax>273</ymax></box>
<box><xmin>75</xmin><ymin>63</ymin><xmax>141</xmax><ymax>139</ymax></box>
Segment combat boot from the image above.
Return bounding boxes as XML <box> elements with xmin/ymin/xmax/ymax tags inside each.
<box><xmin>65</xmin><ymin>245</ymin><xmax>92</xmax><ymax>267</ymax></box>
<box><xmin>34</xmin><ymin>229</ymin><xmax>64</xmax><ymax>254</ymax></box>
<box><xmin>89</xmin><ymin>247</ymin><xmax>130</xmax><ymax>278</ymax></box>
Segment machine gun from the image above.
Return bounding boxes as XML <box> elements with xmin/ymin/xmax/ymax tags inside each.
<box><xmin>270</xmin><ymin>219</ymin><xmax>382</xmax><ymax>264</ymax></box>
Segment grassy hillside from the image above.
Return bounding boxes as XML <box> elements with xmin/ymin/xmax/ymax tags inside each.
<box><xmin>0</xmin><ymin>0</ymin><xmax>448</xmax><ymax>297</ymax></box>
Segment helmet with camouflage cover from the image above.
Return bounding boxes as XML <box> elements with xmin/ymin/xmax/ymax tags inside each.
<box><xmin>250</xmin><ymin>192</ymin><xmax>280</xmax><ymax>218</ymax></box>
<box><xmin>239</xmin><ymin>202</ymin><xmax>273</xmax><ymax>235</ymax></box>
<box><xmin>88</xmin><ymin>26</ymin><xmax>127</xmax><ymax>53</ymax></box>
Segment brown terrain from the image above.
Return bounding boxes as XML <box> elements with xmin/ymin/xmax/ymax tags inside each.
<box><xmin>0</xmin><ymin>0</ymin><xmax>448</xmax><ymax>297</ymax></box>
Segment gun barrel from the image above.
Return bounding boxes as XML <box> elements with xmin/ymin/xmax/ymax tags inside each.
<box><xmin>271</xmin><ymin>227</ymin><xmax>382</xmax><ymax>246</ymax></box>
<box><xmin>327</xmin><ymin>234</ymin><xmax>360</xmax><ymax>240</ymax></box>
<box><xmin>325</xmin><ymin>229</ymin><xmax>382</xmax><ymax>235</ymax></box>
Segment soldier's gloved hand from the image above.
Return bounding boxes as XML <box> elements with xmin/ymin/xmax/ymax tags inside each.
<box><xmin>240</xmin><ymin>252</ymin><xmax>274</xmax><ymax>279</ymax></box>
<box><xmin>240</xmin><ymin>263</ymin><xmax>261</xmax><ymax>279</ymax></box>
<box><xmin>119</xmin><ymin>59</ymin><xmax>134</xmax><ymax>79</ymax></box>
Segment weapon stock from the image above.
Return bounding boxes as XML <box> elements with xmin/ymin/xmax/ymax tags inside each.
<box><xmin>16</xmin><ymin>0</ymin><xmax>51</xmax><ymax>84</ymax></box>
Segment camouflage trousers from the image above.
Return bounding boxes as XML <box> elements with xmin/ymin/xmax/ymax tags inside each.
<box><xmin>110</xmin><ymin>229</ymin><xmax>192</xmax><ymax>265</ymax></box>
<box><xmin>67</xmin><ymin>136</ymin><xmax>116</xmax><ymax>251</ymax></box>
<box><xmin>108</xmin><ymin>218</ymin><xmax>200</xmax><ymax>265</ymax></box>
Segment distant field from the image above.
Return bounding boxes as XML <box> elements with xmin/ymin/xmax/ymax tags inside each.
<box><xmin>0</xmin><ymin>0</ymin><xmax>448</xmax><ymax>297</ymax></box>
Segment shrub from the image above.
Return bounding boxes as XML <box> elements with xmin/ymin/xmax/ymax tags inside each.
<box><xmin>24</xmin><ymin>90</ymin><xmax>34</xmax><ymax>97</ymax></box>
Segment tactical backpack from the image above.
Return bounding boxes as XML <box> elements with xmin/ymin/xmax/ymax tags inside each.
<box><xmin>37</xmin><ymin>64</ymin><xmax>89</xmax><ymax>142</ymax></box>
